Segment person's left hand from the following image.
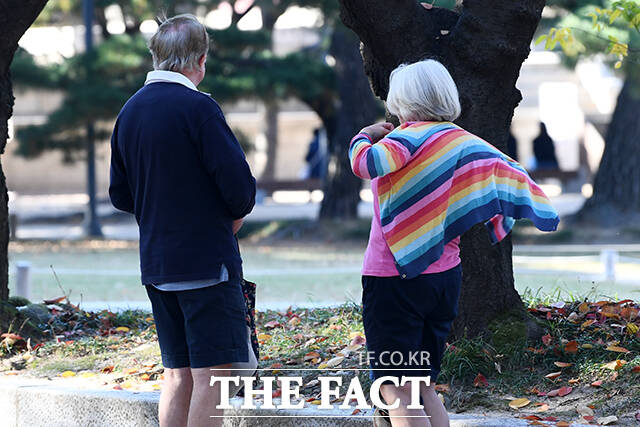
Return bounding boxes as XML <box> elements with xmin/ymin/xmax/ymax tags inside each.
<box><xmin>360</xmin><ymin>122</ymin><xmax>395</xmax><ymax>143</ymax></box>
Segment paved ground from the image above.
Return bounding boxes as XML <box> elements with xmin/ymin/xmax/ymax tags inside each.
<box><xmin>0</xmin><ymin>377</ymin><xmax>592</xmax><ymax>427</ymax></box>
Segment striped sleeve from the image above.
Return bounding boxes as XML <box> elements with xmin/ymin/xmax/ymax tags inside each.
<box><xmin>348</xmin><ymin>132</ymin><xmax>413</xmax><ymax>179</ymax></box>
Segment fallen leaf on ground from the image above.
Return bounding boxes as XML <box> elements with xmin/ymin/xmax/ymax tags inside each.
<box><xmin>554</xmin><ymin>362</ymin><xmax>573</xmax><ymax>368</ymax></box>
<box><xmin>509</xmin><ymin>398</ymin><xmax>531</xmax><ymax>409</ymax></box>
<box><xmin>264</xmin><ymin>321</ymin><xmax>281</xmax><ymax>329</ymax></box>
<box><xmin>43</xmin><ymin>296</ymin><xmax>66</xmax><ymax>304</ymax></box>
<box><xmin>473</xmin><ymin>373</ymin><xmax>488</xmax><ymax>388</ymax></box>
<box><xmin>545</xmin><ymin>372</ymin><xmax>562</xmax><ymax>380</ymax></box>
<box><xmin>603</xmin><ymin>360</ymin><xmax>626</xmax><ymax>370</ymax></box>
<box><xmin>605</xmin><ymin>345</ymin><xmax>630</xmax><ymax>353</ymax></box>
<box><xmin>115</xmin><ymin>326</ymin><xmax>130</xmax><ymax>333</ymax></box>
<box><xmin>542</xmin><ymin>334</ymin><xmax>552</xmax><ymax>346</ymax></box>
<box><xmin>536</xmin><ymin>404</ymin><xmax>549</xmax><ymax>412</ymax></box>
<box><xmin>547</xmin><ymin>386</ymin><xmax>572</xmax><ymax>397</ymax></box>
<box><xmin>60</xmin><ymin>371</ymin><xmax>76</xmax><ymax>378</ymax></box>
<box><xmin>564</xmin><ymin>340</ymin><xmax>578</xmax><ymax>353</ymax></box>
<box><xmin>435</xmin><ymin>384</ymin><xmax>450</xmax><ymax>393</ymax></box>
<box><xmin>257</xmin><ymin>333</ymin><xmax>271</xmax><ymax>341</ymax></box>
<box><xmin>326</xmin><ymin>356</ymin><xmax>344</xmax><ymax>368</ymax></box>
<box><xmin>350</xmin><ymin>335</ymin><xmax>366</xmax><ymax>346</ymax></box>
<box><xmin>591</xmin><ymin>380</ymin><xmax>602</xmax><ymax>387</ymax></box>
<box><xmin>304</xmin><ymin>351</ymin><xmax>320</xmax><ymax>361</ymax></box>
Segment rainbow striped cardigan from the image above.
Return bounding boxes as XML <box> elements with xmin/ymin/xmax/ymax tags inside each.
<box><xmin>350</xmin><ymin>121</ymin><xmax>560</xmax><ymax>279</ymax></box>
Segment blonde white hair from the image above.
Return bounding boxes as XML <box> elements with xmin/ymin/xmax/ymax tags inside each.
<box><xmin>149</xmin><ymin>14</ymin><xmax>209</xmax><ymax>72</ymax></box>
<box><xmin>386</xmin><ymin>59</ymin><xmax>461</xmax><ymax>123</ymax></box>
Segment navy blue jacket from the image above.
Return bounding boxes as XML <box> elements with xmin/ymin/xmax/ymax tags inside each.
<box><xmin>109</xmin><ymin>82</ymin><xmax>256</xmax><ymax>285</ymax></box>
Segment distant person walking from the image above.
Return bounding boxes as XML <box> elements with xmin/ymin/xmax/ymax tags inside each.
<box><xmin>304</xmin><ymin>128</ymin><xmax>327</xmax><ymax>179</ymax></box>
<box><xmin>532</xmin><ymin>122</ymin><xmax>559</xmax><ymax>169</ymax></box>
<box><xmin>349</xmin><ymin>60</ymin><xmax>559</xmax><ymax>427</ymax></box>
<box><xmin>109</xmin><ymin>14</ymin><xmax>256</xmax><ymax>427</ymax></box>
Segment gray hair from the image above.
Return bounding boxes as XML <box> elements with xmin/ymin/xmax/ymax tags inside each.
<box><xmin>386</xmin><ymin>60</ymin><xmax>461</xmax><ymax>123</ymax></box>
<box><xmin>149</xmin><ymin>14</ymin><xmax>209</xmax><ymax>72</ymax></box>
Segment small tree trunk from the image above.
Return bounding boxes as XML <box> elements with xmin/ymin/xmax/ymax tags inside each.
<box><xmin>0</xmin><ymin>0</ymin><xmax>49</xmax><ymax>301</ymax></box>
<box><xmin>577</xmin><ymin>70</ymin><xmax>640</xmax><ymax>225</ymax></box>
<box><xmin>258</xmin><ymin>6</ymin><xmax>282</xmax><ymax>181</ymax></box>
<box><xmin>260</xmin><ymin>99</ymin><xmax>279</xmax><ymax>180</ymax></box>
<box><xmin>319</xmin><ymin>25</ymin><xmax>381</xmax><ymax>219</ymax></box>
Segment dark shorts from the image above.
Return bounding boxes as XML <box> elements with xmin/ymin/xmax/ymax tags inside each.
<box><xmin>146</xmin><ymin>280</ymin><xmax>248</xmax><ymax>369</ymax></box>
<box><xmin>362</xmin><ymin>264</ymin><xmax>462</xmax><ymax>383</ymax></box>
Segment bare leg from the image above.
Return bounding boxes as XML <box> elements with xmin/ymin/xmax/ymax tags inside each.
<box><xmin>420</xmin><ymin>383</ymin><xmax>449</xmax><ymax>427</ymax></box>
<box><xmin>380</xmin><ymin>383</ymin><xmax>431</xmax><ymax>427</ymax></box>
<box><xmin>159</xmin><ymin>367</ymin><xmax>193</xmax><ymax>427</ymax></box>
<box><xmin>188</xmin><ymin>364</ymin><xmax>231</xmax><ymax>427</ymax></box>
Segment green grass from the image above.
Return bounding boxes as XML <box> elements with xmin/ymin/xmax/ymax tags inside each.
<box><xmin>9</xmin><ymin>242</ymin><xmax>640</xmax><ymax>306</ymax></box>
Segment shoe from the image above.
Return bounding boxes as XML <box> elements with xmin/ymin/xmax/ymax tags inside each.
<box><xmin>373</xmin><ymin>407</ymin><xmax>392</xmax><ymax>427</ymax></box>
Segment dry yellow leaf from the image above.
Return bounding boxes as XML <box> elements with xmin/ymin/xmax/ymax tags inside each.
<box><xmin>257</xmin><ymin>333</ymin><xmax>272</xmax><ymax>341</ymax></box>
<box><xmin>606</xmin><ymin>345</ymin><xmax>630</xmax><ymax>353</ymax></box>
<box><xmin>508</xmin><ymin>398</ymin><xmax>531</xmax><ymax>409</ymax></box>
<box><xmin>326</xmin><ymin>356</ymin><xmax>344</xmax><ymax>368</ymax></box>
<box><xmin>115</xmin><ymin>326</ymin><xmax>130</xmax><ymax>333</ymax></box>
<box><xmin>554</xmin><ymin>362</ymin><xmax>573</xmax><ymax>368</ymax></box>
<box><xmin>288</xmin><ymin>317</ymin><xmax>301</xmax><ymax>326</ymax></box>
<box><xmin>60</xmin><ymin>371</ymin><xmax>76</xmax><ymax>378</ymax></box>
<box><xmin>603</xmin><ymin>360</ymin><xmax>626</xmax><ymax>370</ymax></box>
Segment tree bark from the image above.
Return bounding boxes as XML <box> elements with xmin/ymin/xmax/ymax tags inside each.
<box><xmin>261</xmin><ymin>98</ymin><xmax>279</xmax><ymax>180</ymax></box>
<box><xmin>257</xmin><ymin>5</ymin><xmax>284</xmax><ymax>181</ymax></box>
<box><xmin>338</xmin><ymin>0</ymin><xmax>545</xmax><ymax>338</ymax></box>
<box><xmin>319</xmin><ymin>24</ymin><xmax>382</xmax><ymax>219</ymax></box>
<box><xmin>576</xmin><ymin>69</ymin><xmax>640</xmax><ymax>226</ymax></box>
<box><xmin>0</xmin><ymin>0</ymin><xmax>49</xmax><ymax>301</ymax></box>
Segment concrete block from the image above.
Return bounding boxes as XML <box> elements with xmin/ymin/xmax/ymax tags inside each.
<box><xmin>15</xmin><ymin>386</ymin><xmax>159</xmax><ymax>427</ymax></box>
<box><xmin>0</xmin><ymin>382</ymin><xmax>18</xmax><ymax>427</ymax></box>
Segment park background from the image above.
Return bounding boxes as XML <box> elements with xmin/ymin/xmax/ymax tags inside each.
<box><xmin>1</xmin><ymin>0</ymin><xmax>640</xmax><ymax>425</ymax></box>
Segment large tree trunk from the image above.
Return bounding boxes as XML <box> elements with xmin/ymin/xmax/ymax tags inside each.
<box><xmin>338</xmin><ymin>0</ymin><xmax>545</xmax><ymax>338</ymax></box>
<box><xmin>0</xmin><ymin>0</ymin><xmax>49</xmax><ymax>301</ymax></box>
<box><xmin>576</xmin><ymin>70</ymin><xmax>640</xmax><ymax>226</ymax></box>
<box><xmin>319</xmin><ymin>24</ymin><xmax>381</xmax><ymax>219</ymax></box>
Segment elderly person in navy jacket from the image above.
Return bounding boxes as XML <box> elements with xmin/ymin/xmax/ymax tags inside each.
<box><xmin>109</xmin><ymin>14</ymin><xmax>256</xmax><ymax>427</ymax></box>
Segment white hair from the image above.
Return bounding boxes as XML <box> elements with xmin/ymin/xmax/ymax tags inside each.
<box><xmin>386</xmin><ymin>60</ymin><xmax>461</xmax><ymax>123</ymax></box>
<box><xmin>149</xmin><ymin>14</ymin><xmax>209</xmax><ymax>72</ymax></box>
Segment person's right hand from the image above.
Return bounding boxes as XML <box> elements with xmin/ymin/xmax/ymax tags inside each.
<box><xmin>360</xmin><ymin>122</ymin><xmax>395</xmax><ymax>143</ymax></box>
<box><xmin>232</xmin><ymin>218</ymin><xmax>244</xmax><ymax>235</ymax></box>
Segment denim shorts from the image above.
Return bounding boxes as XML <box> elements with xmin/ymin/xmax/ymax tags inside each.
<box><xmin>146</xmin><ymin>280</ymin><xmax>248</xmax><ymax>368</ymax></box>
<box><xmin>362</xmin><ymin>264</ymin><xmax>462</xmax><ymax>383</ymax></box>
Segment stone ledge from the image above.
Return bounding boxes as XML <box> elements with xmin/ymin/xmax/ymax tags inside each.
<box><xmin>0</xmin><ymin>380</ymin><xmax>590</xmax><ymax>427</ymax></box>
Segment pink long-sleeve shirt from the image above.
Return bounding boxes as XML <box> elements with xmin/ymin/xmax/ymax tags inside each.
<box><xmin>362</xmin><ymin>178</ymin><xmax>461</xmax><ymax>277</ymax></box>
